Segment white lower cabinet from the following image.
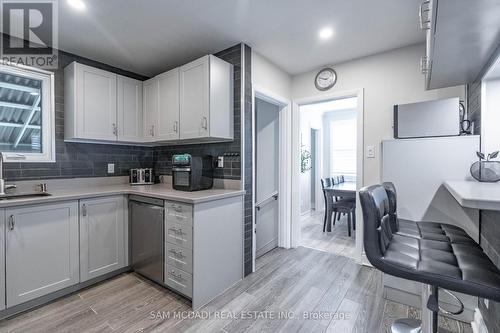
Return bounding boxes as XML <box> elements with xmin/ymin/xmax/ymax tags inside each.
<box><xmin>0</xmin><ymin>210</ymin><xmax>5</xmax><ymax>310</ymax></box>
<box><xmin>5</xmin><ymin>202</ymin><xmax>79</xmax><ymax>308</ymax></box>
<box><xmin>163</xmin><ymin>196</ymin><xmax>244</xmax><ymax>309</ymax></box>
<box><xmin>164</xmin><ymin>200</ymin><xmax>193</xmax><ymax>298</ymax></box>
<box><xmin>79</xmin><ymin>196</ymin><xmax>128</xmax><ymax>282</ymax></box>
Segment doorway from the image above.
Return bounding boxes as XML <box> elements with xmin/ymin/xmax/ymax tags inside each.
<box><xmin>255</xmin><ymin>98</ymin><xmax>280</xmax><ymax>258</ymax></box>
<box><xmin>292</xmin><ymin>90</ymin><xmax>364</xmax><ymax>262</ymax></box>
<box><xmin>310</xmin><ymin>128</ymin><xmax>319</xmax><ymax>211</ymax></box>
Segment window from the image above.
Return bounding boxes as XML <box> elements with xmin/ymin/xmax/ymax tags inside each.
<box><xmin>329</xmin><ymin>113</ymin><xmax>356</xmax><ymax>181</ymax></box>
<box><xmin>0</xmin><ymin>63</ymin><xmax>55</xmax><ymax>162</ymax></box>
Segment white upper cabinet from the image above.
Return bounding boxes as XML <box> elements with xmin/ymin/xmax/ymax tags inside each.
<box><xmin>143</xmin><ymin>77</ymin><xmax>159</xmax><ymax>140</ymax></box>
<box><xmin>180</xmin><ymin>56</ymin><xmax>210</xmax><ymax>140</ymax></box>
<box><xmin>157</xmin><ymin>68</ymin><xmax>180</xmax><ymax>141</ymax></box>
<box><xmin>65</xmin><ymin>62</ymin><xmax>117</xmax><ymax>141</ymax></box>
<box><xmin>180</xmin><ymin>55</ymin><xmax>233</xmax><ymax>141</ymax></box>
<box><xmin>65</xmin><ymin>55</ymin><xmax>233</xmax><ymax>145</ymax></box>
<box><xmin>423</xmin><ymin>0</ymin><xmax>500</xmax><ymax>89</ymax></box>
<box><xmin>117</xmin><ymin>75</ymin><xmax>143</xmax><ymax>142</ymax></box>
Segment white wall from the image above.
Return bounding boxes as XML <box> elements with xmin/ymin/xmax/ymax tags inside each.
<box><xmin>482</xmin><ymin>79</ymin><xmax>500</xmax><ymax>154</ymax></box>
<box><xmin>299</xmin><ymin>109</ymin><xmax>323</xmax><ymax>214</ymax></box>
<box><xmin>252</xmin><ymin>51</ymin><xmax>292</xmax><ymax>100</ymax></box>
<box><xmin>291</xmin><ymin>43</ymin><xmax>466</xmax><ymax>185</ymax></box>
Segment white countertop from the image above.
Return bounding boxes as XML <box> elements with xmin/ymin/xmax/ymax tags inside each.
<box><xmin>444</xmin><ymin>180</ymin><xmax>500</xmax><ymax>211</ymax></box>
<box><xmin>0</xmin><ymin>183</ymin><xmax>246</xmax><ymax>208</ymax></box>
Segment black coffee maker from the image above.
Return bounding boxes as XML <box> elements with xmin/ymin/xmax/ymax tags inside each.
<box><xmin>172</xmin><ymin>154</ymin><xmax>214</xmax><ymax>191</ymax></box>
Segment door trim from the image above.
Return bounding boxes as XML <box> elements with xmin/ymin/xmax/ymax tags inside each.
<box><xmin>252</xmin><ymin>85</ymin><xmax>291</xmax><ymax>273</ymax></box>
<box><xmin>291</xmin><ymin>89</ymin><xmax>365</xmax><ymax>264</ymax></box>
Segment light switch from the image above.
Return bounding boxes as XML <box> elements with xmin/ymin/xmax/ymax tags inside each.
<box><xmin>366</xmin><ymin>146</ymin><xmax>375</xmax><ymax>158</ymax></box>
<box><xmin>107</xmin><ymin>163</ymin><xmax>115</xmax><ymax>174</ymax></box>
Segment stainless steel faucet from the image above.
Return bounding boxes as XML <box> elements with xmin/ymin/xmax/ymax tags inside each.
<box><xmin>0</xmin><ymin>153</ymin><xmax>17</xmax><ymax>196</ymax></box>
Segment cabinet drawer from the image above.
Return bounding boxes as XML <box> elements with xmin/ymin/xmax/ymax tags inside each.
<box><xmin>165</xmin><ymin>221</ymin><xmax>192</xmax><ymax>249</ymax></box>
<box><xmin>165</xmin><ymin>242</ymin><xmax>192</xmax><ymax>273</ymax></box>
<box><xmin>165</xmin><ymin>266</ymin><xmax>192</xmax><ymax>298</ymax></box>
<box><xmin>165</xmin><ymin>202</ymin><xmax>193</xmax><ymax>226</ymax></box>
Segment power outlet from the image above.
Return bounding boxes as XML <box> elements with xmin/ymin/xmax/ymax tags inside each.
<box><xmin>366</xmin><ymin>145</ymin><xmax>376</xmax><ymax>158</ymax></box>
<box><xmin>107</xmin><ymin>163</ymin><xmax>115</xmax><ymax>174</ymax></box>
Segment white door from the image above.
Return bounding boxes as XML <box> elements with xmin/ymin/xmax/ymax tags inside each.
<box><xmin>80</xmin><ymin>196</ymin><xmax>127</xmax><ymax>282</ymax></box>
<box><xmin>255</xmin><ymin>98</ymin><xmax>280</xmax><ymax>258</ymax></box>
<box><xmin>143</xmin><ymin>77</ymin><xmax>159</xmax><ymax>140</ymax></box>
<box><xmin>76</xmin><ymin>63</ymin><xmax>117</xmax><ymax>141</ymax></box>
<box><xmin>117</xmin><ymin>75</ymin><xmax>143</xmax><ymax>141</ymax></box>
<box><xmin>180</xmin><ymin>56</ymin><xmax>209</xmax><ymax>140</ymax></box>
<box><xmin>157</xmin><ymin>68</ymin><xmax>180</xmax><ymax>141</ymax></box>
<box><xmin>6</xmin><ymin>202</ymin><xmax>79</xmax><ymax>307</ymax></box>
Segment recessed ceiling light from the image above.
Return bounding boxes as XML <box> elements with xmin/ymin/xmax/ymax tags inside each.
<box><xmin>68</xmin><ymin>0</ymin><xmax>86</xmax><ymax>11</ymax></box>
<box><xmin>318</xmin><ymin>27</ymin><xmax>334</xmax><ymax>40</ymax></box>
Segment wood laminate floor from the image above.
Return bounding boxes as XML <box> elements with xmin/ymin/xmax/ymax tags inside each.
<box><xmin>301</xmin><ymin>210</ymin><xmax>357</xmax><ymax>259</ymax></box>
<box><xmin>0</xmin><ymin>247</ymin><xmax>472</xmax><ymax>333</ymax></box>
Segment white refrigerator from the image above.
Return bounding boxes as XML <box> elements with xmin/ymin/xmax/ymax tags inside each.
<box><xmin>381</xmin><ymin>135</ymin><xmax>480</xmax><ymax>321</ymax></box>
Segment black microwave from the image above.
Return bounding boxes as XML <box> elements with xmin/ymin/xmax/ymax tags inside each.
<box><xmin>172</xmin><ymin>154</ymin><xmax>214</xmax><ymax>191</ymax></box>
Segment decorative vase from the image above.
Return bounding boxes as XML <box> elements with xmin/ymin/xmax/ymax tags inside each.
<box><xmin>470</xmin><ymin>160</ymin><xmax>500</xmax><ymax>182</ymax></box>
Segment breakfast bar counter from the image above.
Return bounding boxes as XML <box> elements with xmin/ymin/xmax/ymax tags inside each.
<box><xmin>444</xmin><ymin>180</ymin><xmax>500</xmax><ymax>211</ymax></box>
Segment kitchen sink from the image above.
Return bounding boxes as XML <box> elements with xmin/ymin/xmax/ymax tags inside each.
<box><xmin>0</xmin><ymin>192</ymin><xmax>52</xmax><ymax>200</ymax></box>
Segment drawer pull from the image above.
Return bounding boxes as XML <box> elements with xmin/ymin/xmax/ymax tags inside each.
<box><xmin>170</xmin><ymin>270</ymin><xmax>183</xmax><ymax>279</ymax></box>
<box><xmin>169</xmin><ymin>249</ymin><xmax>184</xmax><ymax>257</ymax></box>
<box><xmin>169</xmin><ymin>227</ymin><xmax>184</xmax><ymax>235</ymax></box>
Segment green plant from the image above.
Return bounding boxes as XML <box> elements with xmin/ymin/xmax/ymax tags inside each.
<box><xmin>301</xmin><ymin>146</ymin><xmax>312</xmax><ymax>173</ymax></box>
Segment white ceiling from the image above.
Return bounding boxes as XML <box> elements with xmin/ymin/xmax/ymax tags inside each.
<box><xmin>55</xmin><ymin>0</ymin><xmax>425</xmax><ymax>77</ymax></box>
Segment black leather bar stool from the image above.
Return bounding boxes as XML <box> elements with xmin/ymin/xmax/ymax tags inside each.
<box><xmin>359</xmin><ymin>183</ymin><xmax>500</xmax><ymax>333</ymax></box>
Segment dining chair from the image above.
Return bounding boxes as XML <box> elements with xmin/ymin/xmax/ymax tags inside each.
<box><xmin>328</xmin><ymin>198</ymin><xmax>356</xmax><ymax>236</ymax></box>
<box><xmin>321</xmin><ymin>178</ymin><xmax>330</xmax><ymax>232</ymax></box>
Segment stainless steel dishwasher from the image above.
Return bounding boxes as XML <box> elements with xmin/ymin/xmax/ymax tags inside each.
<box><xmin>130</xmin><ymin>195</ymin><xmax>164</xmax><ymax>284</ymax></box>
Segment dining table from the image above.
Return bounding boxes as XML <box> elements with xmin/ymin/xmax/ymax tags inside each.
<box><xmin>323</xmin><ymin>182</ymin><xmax>357</xmax><ymax>232</ymax></box>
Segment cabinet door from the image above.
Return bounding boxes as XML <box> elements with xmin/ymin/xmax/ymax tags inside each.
<box><xmin>0</xmin><ymin>210</ymin><xmax>4</xmax><ymax>310</ymax></box>
<box><xmin>76</xmin><ymin>63</ymin><xmax>117</xmax><ymax>141</ymax></box>
<box><xmin>117</xmin><ymin>76</ymin><xmax>143</xmax><ymax>142</ymax></box>
<box><xmin>180</xmin><ymin>56</ymin><xmax>210</xmax><ymax>139</ymax></box>
<box><xmin>80</xmin><ymin>196</ymin><xmax>127</xmax><ymax>282</ymax></box>
<box><xmin>143</xmin><ymin>77</ymin><xmax>159</xmax><ymax>140</ymax></box>
<box><xmin>156</xmin><ymin>68</ymin><xmax>180</xmax><ymax>141</ymax></box>
<box><xmin>6</xmin><ymin>202</ymin><xmax>79</xmax><ymax>307</ymax></box>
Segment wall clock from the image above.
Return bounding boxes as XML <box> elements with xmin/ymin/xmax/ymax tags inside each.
<box><xmin>314</xmin><ymin>68</ymin><xmax>337</xmax><ymax>91</ymax></box>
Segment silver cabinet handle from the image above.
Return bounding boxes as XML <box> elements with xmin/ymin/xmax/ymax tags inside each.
<box><xmin>169</xmin><ymin>249</ymin><xmax>184</xmax><ymax>258</ymax></box>
<box><xmin>82</xmin><ymin>204</ymin><xmax>87</xmax><ymax>217</ymax></box>
<box><xmin>151</xmin><ymin>125</ymin><xmax>155</xmax><ymax>137</ymax></box>
<box><xmin>8</xmin><ymin>215</ymin><xmax>14</xmax><ymax>230</ymax></box>
<box><xmin>201</xmin><ymin>117</ymin><xmax>208</xmax><ymax>130</ymax></box>
<box><xmin>170</xmin><ymin>270</ymin><xmax>182</xmax><ymax>279</ymax></box>
<box><xmin>173</xmin><ymin>121</ymin><xmax>179</xmax><ymax>133</ymax></box>
<box><xmin>419</xmin><ymin>0</ymin><xmax>431</xmax><ymax>30</ymax></box>
<box><xmin>420</xmin><ymin>56</ymin><xmax>430</xmax><ymax>74</ymax></box>
<box><xmin>112</xmin><ymin>123</ymin><xmax>117</xmax><ymax>136</ymax></box>
<box><xmin>169</xmin><ymin>227</ymin><xmax>184</xmax><ymax>235</ymax></box>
